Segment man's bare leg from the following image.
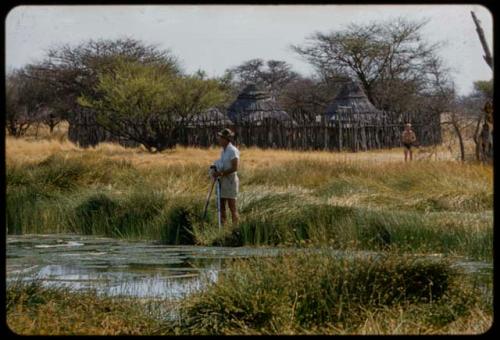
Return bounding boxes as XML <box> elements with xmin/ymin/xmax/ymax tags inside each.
<box><xmin>227</xmin><ymin>198</ymin><xmax>239</xmax><ymax>227</ymax></box>
<box><xmin>220</xmin><ymin>198</ymin><xmax>227</xmax><ymax>225</ymax></box>
<box><xmin>404</xmin><ymin>149</ymin><xmax>408</xmax><ymax>162</ymax></box>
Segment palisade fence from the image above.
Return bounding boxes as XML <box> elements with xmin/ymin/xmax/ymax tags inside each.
<box><xmin>68</xmin><ymin>108</ymin><xmax>441</xmax><ymax>151</ymax></box>
<box><xmin>178</xmin><ymin>118</ymin><xmax>442</xmax><ymax>152</ymax></box>
<box><xmin>67</xmin><ymin>79</ymin><xmax>443</xmax><ymax>151</ymax></box>
<box><xmin>68</xmin><ymin>78</ymin><xmax>442</xmax><ymax>151</ymax></box>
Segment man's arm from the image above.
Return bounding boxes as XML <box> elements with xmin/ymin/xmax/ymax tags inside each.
<box><xmin>218</xmin><ymin>158</ymin><xmax>239</xmax><ymax>177</ymax></box>
<box><xmin>215</xmin><ymin>158</ymin><xmax>238</xmax><ymax>177</ymax></box>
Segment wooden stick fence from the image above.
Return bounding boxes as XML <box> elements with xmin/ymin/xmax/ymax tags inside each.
<box><xmin>179</xmin><ymin>119</ymin><xmax>441</xmax><ymax>151</ymax></box>
<box><xmin>68</xmin><ymin>107</ymin><xmax>441</xmax><ymax>151</ymax></box>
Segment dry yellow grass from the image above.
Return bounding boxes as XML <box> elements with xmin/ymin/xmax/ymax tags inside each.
<box><xmin>6</xmin><ymin>134</ymin><xmax>492</xmax><ymax>214</ymax></box>
<box><xmin>9</xmin><ymin>117</ymin><xmax>480</xmax><ymax>168</ymax></box>
<box><xmin>351</xmin><ymin>306</ymin><xmax>492</xmax><ymax>335</ymax></box>
<box><xmin>6</xmin><ymin>135</ymin><xmax>457</xmax><ymax>169</ymax></box>
<box><xmin>6</xmin><ymin>134</ymin><xmax>492</xmax><ymax>209</ymax></box>
<box><xmin>7</xmin><ymin>289</ymin><xmax>162</xmax><ymax>335</ymax></box>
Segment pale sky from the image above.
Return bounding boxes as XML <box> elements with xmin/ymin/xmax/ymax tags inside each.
<box><xmin>5</xmin><ymin>5</ymin><xmax>493</xmax><ymax>96</ymax></box>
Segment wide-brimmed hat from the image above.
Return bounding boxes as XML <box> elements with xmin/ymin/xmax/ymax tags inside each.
<box><xmin>217</xmin><ymin>128</ymin><xmax>235</xmax><ymax>140</ymax></box>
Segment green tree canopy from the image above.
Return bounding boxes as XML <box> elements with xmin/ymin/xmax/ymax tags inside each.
<box><xmin>79</xmin><ymin>59</ymin><xmax>228</xmax><ymax>152</ymax></box>
<box><xmin>30</xmin><ymin>38</ymin><xmax>181</xmax><ymax>122</ymax></box>
<box><xmin>473</xmin><ymin>79</ymin><xmax>493</xmax><ymax>99</ymax></box>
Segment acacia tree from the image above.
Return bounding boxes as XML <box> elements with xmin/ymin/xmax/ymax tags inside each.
<box><xmin>27</xmin><ymin>38</ymin><xmax>181</xmax><ymax>145</ymax></box>
<box><xmin>279</xmin><ymin>76</ymin><xmax>340</xmax><ymax>124</ymax></box>
<box><xmin>36</xmin><ymin>38</ymin><xmax>180</xmax><ymax>100</ymax></box>
<box><xmin>225</xmin><ymin>58</ymin><xmax>299</xmax><ymax>100</ymax></box>
<box><xmin>6</xmin><ymin>71</ymin><xmax>30</xmax><ymax>137</ymax></box>
<box><xmin>18</xmin><ymin>65</ymin><xmax>69</xmax><ymax>133</ymax></box>
<box><xmin>292</xmin><ymin>17</ymin><xmax>447</xmax><ymax>116</ymax></box>
<box><xmin>5</xmin><ymin>68</ymin><xmax>55</xmax><ymax>137</ymax></box>
<box><xmin>79</xmin><ymin>60</ymin><xmax>227</xmax><ymax>152</ymax></box>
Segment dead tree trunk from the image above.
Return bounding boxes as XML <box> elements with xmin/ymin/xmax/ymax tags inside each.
<box><xmin>473</xmin><ymin>117</ymin><xmax>482</xmax><ymax>161</ymax></box>
<box><xmin>451</xmin><ymin>122</ymin><xmax>465</xmax><ymax>162</ymax></box>
<box><xmin>471</xmin><ymin>11</ymin><xmax>493</xmax><ymax>70</ymax></box>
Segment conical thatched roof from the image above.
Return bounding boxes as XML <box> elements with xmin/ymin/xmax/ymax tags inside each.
<box><xmin>189</xmin><ymin>107</ymin><xmax>233</xmax><ymax>127</ymax></box>
<box><xmin>325</xmin><ymin>81</ymin><xmax>382</xmax><ymax>122</ymax></box>
<box><xmin>227</xmin><ymin>83</ymin><xmax>293</xmax><ymax>124</ymax></box>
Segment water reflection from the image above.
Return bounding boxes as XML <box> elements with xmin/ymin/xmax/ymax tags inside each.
<box><xmin>7</xmin><ymin>234</ymin><xmax>492</xmax><ymax>301</ymax></box>
<box><xmin>6</xmin><ymin>235</ymin><xmax>270</xmax><ymax>299</ymax></box>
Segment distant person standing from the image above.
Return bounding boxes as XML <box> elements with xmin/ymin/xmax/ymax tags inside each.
<box><xmin>211</xmin><ymin>128</ymin><xmax>240</xmax><ymax>227</ymax></box>
<box><xmin>401</xmin><ymin>123</ymin><xmax>417</xmax><ymax>162</ymax></box>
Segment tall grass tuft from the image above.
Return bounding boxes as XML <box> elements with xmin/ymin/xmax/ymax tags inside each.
<box><xmin>165</xmin><ymin>251</ymin><xmax>483</xmax><ymax>335</ymax></box>
<box><xmin>159</xmin><ymin>198</ymin><xmax>201</xmax><ymax>245</ymax></box>
<box><xmin>68</xmin><ymin>187</ymin><xmax>168</xmax><ymax>239</ymax></box>
<box><xmin>72</xmin><ymin>193</ymin><xmax>121</xmax><ymax>235</ymax></box>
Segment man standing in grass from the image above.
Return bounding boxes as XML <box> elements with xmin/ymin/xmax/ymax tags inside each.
<box><xmin>401</xmin><ymin>123</ymin><xmax>417</xmax><ymax>162</ymax></box>
<box><xmin>212</xmin><ymin>128</ymin><xmax>240</xmax><ymax>227</ymax></box>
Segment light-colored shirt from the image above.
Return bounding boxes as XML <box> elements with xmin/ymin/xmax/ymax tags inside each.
<box><xmin>215</xmin><ymin>142</ymin><xmax>240</xmax><ymax>177</ymax></box>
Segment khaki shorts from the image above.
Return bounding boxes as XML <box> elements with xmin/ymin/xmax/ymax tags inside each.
<box><xmin>219</xmin><ymin>174</ymin><xmax>239</xmax><ymax>199</ymax></box>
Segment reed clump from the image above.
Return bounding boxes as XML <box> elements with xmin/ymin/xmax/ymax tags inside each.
<box><xmin>164</xmin><ymin>251</ymin><xmax>488</xmax><ymax>335</ymax></box>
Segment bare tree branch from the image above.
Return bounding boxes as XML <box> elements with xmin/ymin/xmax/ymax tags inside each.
<box><xmin>471</xmin><ymin>11</ymin><xmax>493</xmax><ymax>69</ymax></box>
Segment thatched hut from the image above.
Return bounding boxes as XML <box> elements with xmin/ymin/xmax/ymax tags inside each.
<box><xmin>188</xmin><ymin>107</ymin><xmax>233</xmax><ymax>127</ymax></box>
<box><xmin>325</xmin><ymin>81</ymin><xmax>386</xmax><ymax>124</ymax></box>
<box><xmin>322</xmin><ymin>80</ymin><xmax>393</xmax><ymax>151</ymax></box>
<box><xmin>227</xmin><ymin>83</ymin><xmax>294</xmax><ymax>126</ymax></box>
<box><xmin>179</xmin><ymin>107</ymin><xmax>234</xmax><ymax>146</ymax></box>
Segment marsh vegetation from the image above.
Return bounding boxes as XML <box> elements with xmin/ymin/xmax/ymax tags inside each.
<box><xmin>6</xmin><ymin>130</ymin><xmax>493</xmax><ymax>335</ymax></box>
